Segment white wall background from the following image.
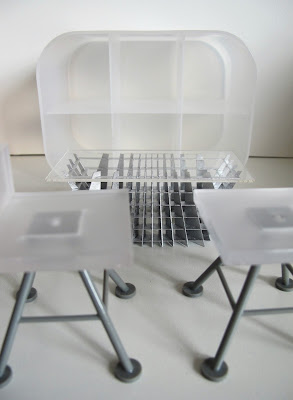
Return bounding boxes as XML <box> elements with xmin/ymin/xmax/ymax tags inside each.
<box><xmin>0</xmin><ymin>0</ymin><xmax>292</xmax><ymax>157</ymax></box>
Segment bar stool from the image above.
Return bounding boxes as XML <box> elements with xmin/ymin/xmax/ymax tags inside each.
<box><xmin>0</xmin><ymin>145</ymin><xmax>141</xmax><ymax>387</ymax></box>
<box><xmin>182</xmin><ymin>188</ymin><xmax>293</xmax><ymax>381</ymax></box>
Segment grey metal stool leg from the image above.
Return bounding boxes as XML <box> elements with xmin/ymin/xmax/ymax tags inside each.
<box><xmin>201</xmin><ymin>265</ymin><xmax>260</xmax><ymax>382</ymax></box>
<box><xmin>107</xmin><ymin>269</ymin><xmax>136</xmax><ymax>299</ymax></box>
<box><xmin>79</xmin><ymin>270</ymin><xmax>141</xmax><ymax>382</ymax></box>
<box><xmin>103</xmin><ymin>269</ymin><xmax>110</xmax><ymax>308</ymax></box>
<box><xmin>26</xmin><ymin>287</ymin><xmax>38</xmax><ymax>302</ymax></box>
<box><xmin>103</xmin><ymin>270</ymin><xmax>136</xmax><ymax>307</ymax></box>
<box><xmin>275</xmin><ymin>263</ymin><xmax>293</xmax><ymax>292</ymax></box>
<box><xmin>16</xmin><ymin>273</ymin><xmax>37</xmax><ymax>303</ymax></box>
<box><xmin>0</xmin><ymin>272</ymin><xmax>36</xmax><ymax>388</ymax></box>
<box><xmin>182</xmin><ymin>256</ymin><xmax>222</xmax><ymax>297</ymax></box>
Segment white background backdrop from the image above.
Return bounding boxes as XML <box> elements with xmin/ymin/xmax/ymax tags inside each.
<box><xmin>0</xmin><ymin>0</ymin><xmax>292</xmax><ymax>157</ymax></box>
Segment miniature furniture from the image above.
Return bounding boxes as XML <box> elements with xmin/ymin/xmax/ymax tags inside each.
<box><xmin>36</xmin><ymin>31</ymin><xmax>256</xmax><ymax>247</ymax></box>
<box><xmin>182</xmin><ymin>188</ymin><xmax>293</xmax><ymax>381</ymax></box>
<box><xmin>0</xmin><ymin>145</ymin><xmax>141</xmax><ymax>388</ymax></box>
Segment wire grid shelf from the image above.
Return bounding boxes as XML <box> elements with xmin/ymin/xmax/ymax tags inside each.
<box><xmin>47</xmin><ymin>150</ymin><xmax>253</xmax><ymax>185</ymax></box>
<box><xmin>128</xmin><ymin>181</ymin><xmax>209</xmax><ymax>247</ymax></box>
<box><xmin>48</xmin><ymin>151</ymin><xmax>252</xmax><ymax>247</ymax></box>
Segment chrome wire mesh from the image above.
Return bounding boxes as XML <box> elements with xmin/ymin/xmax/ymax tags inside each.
<box><xmin>66</xmin><ymin>152</ymin><xmax>243</xmax><ymax>247</ymax></box>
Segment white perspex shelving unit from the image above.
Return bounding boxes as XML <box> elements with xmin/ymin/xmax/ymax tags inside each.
<box><xmin>37</xmin><ymin>31</ymin><xmax>257</xmax><ymax>247</ymax></box>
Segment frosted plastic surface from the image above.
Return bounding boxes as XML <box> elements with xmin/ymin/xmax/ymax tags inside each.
<box><xmin>193</xmin><ymin>188</ymin><xmax>293</xmax><ymax>265</ymax></box>
<box><xmin>37</xmin><ymin>31</ymin><xmax>256</xmax><ymax>170</ymax></box>
<box><xmin>0</xmin><ymin>145</ymin><xmax>132</xmax><ymax>272</ymax></box>
<box><xmin>0</xmin><ymin>145</ymin><xmax>14</xmax><ymax>210</ymax></box>
<box><xmin>0</xmin><ymin>190</ymin><xmax>132</xmax><ymax>272</ymax></box>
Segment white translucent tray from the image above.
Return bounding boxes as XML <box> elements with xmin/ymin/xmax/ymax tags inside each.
<box><xmin>46</xmin><ymin>150</ymin><xmax>253</xmax><ymax>184</ymax></box>
<box><xmin>193</xmin><ymin>188</ymin><xmax>293</xmax><ymax>265</ymax></box>
<box><xmin>37</xmin><ymin>31</ymin><xmax>256</xmax><ymax>169</ymax></box>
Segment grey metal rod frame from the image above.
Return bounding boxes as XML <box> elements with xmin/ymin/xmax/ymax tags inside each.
<box><xmin>182</xmin><ymin>257</ymin><xmax>293</xmax><ymax>381</ymax></box>
<box><xmin>0</xmin><ymin>269</ymin><xmax>141</xmax><ymax>388</ymax></box>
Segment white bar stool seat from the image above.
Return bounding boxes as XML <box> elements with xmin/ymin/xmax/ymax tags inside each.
<box><xmin>182</xmin><ymin>188</ymin><xmax>293</xmax><ymax>382</ymax></box>
<box><xmin>0</xmin><ymin>145</ymin><xmax>141</xmax><ymax>387</ymax></box>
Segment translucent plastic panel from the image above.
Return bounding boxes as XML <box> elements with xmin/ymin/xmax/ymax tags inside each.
<box><xmin>69</xmin><ymin>41</ymin><xmax>111</xmax><ymax>102</ymax></box>
<box><xmin>43</xmin><ymin>115</ymin><xmax>80</xmax><ymax>167</ymax></box>
<box><xmin>118</xmin><ymin>115</ymin><xmax>179</xmax><ymax>150</ymax></box>
<box><xmin>37</xmin><ymin>31</ymin><xmax>256</xmax><ymax>169</ymax></box>
<box><xmin>0</xmin><ymin>190</ymin><xmax>132</xmax><ymax>272</ymax></box>
<box><xmin>183</xmin><ymin>40</ymin><xmax>224</xmax><ymax>101</ymax></box>
<box><xmin>72</xmin><ymin>115</ymin><xmax>113</xmax><ymax>149</ymax></box>
<box><xmin>120</xmin><ymin>41</ymin><xmax>178</xmax><ymax>101</ymax></box>
<box><xmin>193</xmin><ymin>188</ymin><xmax>293</xmax><ymax>265</ymax></box>
<box><xmin>0</xmin><ymin>145</ymin><xmax>14</xmax><ymax>211</ymax></box>
<box><xmin>181</xmin><ymin>115</ymin><xmax>223</xmax><ymax>150</ymax></box>
<box><xmin>37</xmin><ymin>33</ymin><xmax>109</xmax><ymax>110</ymax></box>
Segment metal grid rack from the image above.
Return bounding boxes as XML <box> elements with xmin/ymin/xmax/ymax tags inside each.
<box><xmin>128</xmin><ymin>181</ymin><xmax>208</xmax><ymax>247</ymax></box>
<box><xmin>49</xmin><ymin>151</ymin><xmax>253</xmax><ymax>247</ymax></box>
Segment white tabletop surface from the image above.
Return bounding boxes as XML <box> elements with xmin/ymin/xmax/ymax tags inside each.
<box><xmin>0</xmin><ymin>155</ymin><xmax>292</xmax><ymax>400</ymax></box>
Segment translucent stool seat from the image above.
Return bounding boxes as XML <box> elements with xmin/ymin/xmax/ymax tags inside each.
<box><xmin>182</xmin><ymin>188</ymin><xmax>293</xmax><ymax>382</ymax></box>
<box><xmin>0</xmin><ymin>145</ymin><xmax>141</xmax><ymax>387</ymax></box>
<box><xmin>0</xmin><ymin>190</ymin><xmax>132</xmax><ymax>272</ymax></box>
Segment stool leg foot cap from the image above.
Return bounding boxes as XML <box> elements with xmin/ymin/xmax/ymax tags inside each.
<box><xmin>0</xmin><ymin>366</ymin><xmax>12</xmax><ymax>388</ymax></box>
<box><xmin>16</xmin><ymin>287</ymin><xmax>37</xmax><ymax>303</ymax></box>
<box><xmin>201</xmin><ymin>358</ymin><xmax>228</xmax><ymax>382</ymax></box>
<box><xmin>182</xmin><ymin>282</ymin><xmax>203</xmax><ymax>298</ymax></box>
<box><xmin>114</xmin><ymin>359</ymin><xmax>142</xmax><ymax>383</ymax></box>
<box><xmin>275</xmin><ymin>277</ymin><xmax>293</xmax><ymax>292</ymax></box>
<box><xmin>115</xmin><ymin>283</ymin><xmax>136</xmax><ymax>299</ymax></box>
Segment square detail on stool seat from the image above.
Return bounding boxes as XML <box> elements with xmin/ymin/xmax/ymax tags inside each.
<box><xmin>27</xmin><ymin>211</ymin><xmax>82</xmax><ymax>236</ymax></box>
<box><xmin>246</xmin><ymin>207</ymin><xmax>293</xmax><ymax>230</ymax></box>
